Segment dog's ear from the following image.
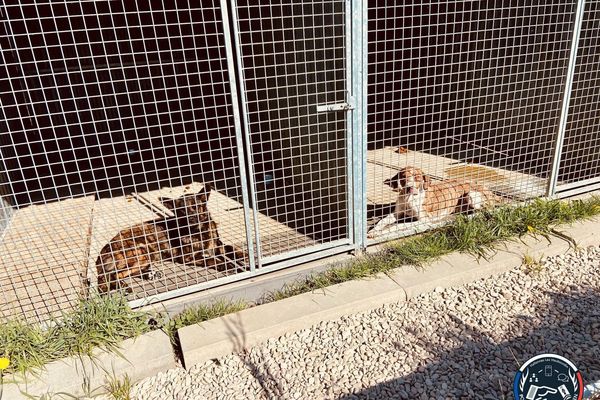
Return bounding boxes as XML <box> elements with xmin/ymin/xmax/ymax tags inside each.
<box><xmin>196</xmin><ymin>183</ymin><xmax>212</xmax><ymax>202</ymax></box>
<box><xmin>423</xmin><ymin>174</ymin><xmax>432</xmax><ymax>190</ymax></box>
<box><xmin>384</xmin><ymin>173</ymin><xmax>401</xmax><ymax>190</ymax></box>
<box><xmin>160</xmin><ymin>197</ymin><xmax>176</xmax><ymax>210</ymax></box>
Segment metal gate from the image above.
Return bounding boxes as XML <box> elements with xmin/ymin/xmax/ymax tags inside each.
<box><xmin>228</xmin><ymin>0</ymin><xmax>356</xmax><ymax>269</ymax></box>
<box><xmin>1</xmin><ymin>0</ymin><xmax>600</xmax><ymax>323</ymax></box>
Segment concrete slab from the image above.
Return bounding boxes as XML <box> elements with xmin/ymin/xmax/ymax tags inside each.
<box><xmin>367</xmin><ymin>147</ymin><xmax>459</xmax><ymax>181</ymax></box>
<box><xmin>179</xmin><ymin>273</ymin><xmax>406</xmax><ymax>368</ymax></box>
<box><xmin>0</xmin><ymin>196</ymin><xmax>95</xmax><ymax>323</ymax></box>
<box><xmin>1</xmin><ymin>330</ymin><xmax>175</xmax><ymax>400</ymax></box>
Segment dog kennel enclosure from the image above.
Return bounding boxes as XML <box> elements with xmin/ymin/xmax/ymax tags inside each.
<box><xmin>1</xmin><ymin>0</ymin><xmax>599</xmax><ymax>323</ymax></box>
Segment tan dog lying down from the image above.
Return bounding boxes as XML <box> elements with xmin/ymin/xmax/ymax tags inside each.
<box><xmin>368</xmin><ymin>166</ymin><xmax>502</xmax><ymax>238</ymax></box>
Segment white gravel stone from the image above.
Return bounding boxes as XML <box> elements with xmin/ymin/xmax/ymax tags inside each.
<box><xmin>130</xmin><ymin>245</ymin><xmax>600</xmax><ymax>399</ymax></box>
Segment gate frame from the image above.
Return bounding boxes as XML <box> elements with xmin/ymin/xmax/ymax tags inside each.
<box><xmin>351</xmin><ymin>0</ymin><xmax>369</xmax><ymax>251</ymax></box>
<box><xmin>219</xmin><ymin>0</ymin><xmax>257</xmax><ymax>274</ymax></box>
<box><xmin>547</xmin><ymin>0</ymin><xmax>588</xmax><ymax>198</ymax></box>
<box><xmin>227</xmin><ymin>0</ymin><xmax>365</xmax><ymax>269</ymax></box>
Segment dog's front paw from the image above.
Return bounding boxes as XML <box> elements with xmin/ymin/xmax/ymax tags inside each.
<box><xmin>144</xmin><ymin>270</ymin><xmax>163</xmax><ymax>280</ymax></box>
<box><xmin>118</xmin><ymin>285</ymin><xmax>133</xmax><ymax>295</ymax></box>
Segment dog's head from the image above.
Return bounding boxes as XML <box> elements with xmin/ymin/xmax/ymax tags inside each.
<box><xmin>384</xmin><ymin>166</ymin><xmax>431</xmax><ymax>194</ymax></box>
<box><xmin>160</xmin><ymin>184</ymin><xmax>212</xmax><ymax>225</ymax></box>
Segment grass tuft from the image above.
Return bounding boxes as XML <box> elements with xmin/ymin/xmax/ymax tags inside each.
<box><xmin>165</xmin><ymin>299</ymin><xmax>248</xmax><ymax>342</ymax></box>
<box><xmin>388</xmin><ymin>231</ymin><xmax>453</xmax><ymax>266</ymax></box>
<box><xmin>521</xmin><ymin>253</ymin><xmax>545</xmax><ymax>275</ymax></box>
<box><xmin>0</xmin><ymin>295</ymin><xmax>150</xmax><ymax>375</ymax></box>
<box><xmin>387</xmin><ymin>196</ymin><xmax>600</xmax><ymax>265</ymax></box>
<box><xmin>104</xmin><ymin>373</ymin><xmax>133</xmax><ymax>400</ymax></box>
<box><xmin>262</xmin><ymin>252</ymin><xmax>399</xmax><ymax>303</ymax></box>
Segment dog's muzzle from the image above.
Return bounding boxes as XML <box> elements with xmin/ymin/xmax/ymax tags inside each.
<box><xmin>403</xmin><ymin>186</ymin><xmax>417</xmax><ymax>195</ymax></box>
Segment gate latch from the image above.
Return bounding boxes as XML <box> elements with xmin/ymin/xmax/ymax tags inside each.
<box><xmin>316</xmin><ymin>102</ymin><xmax>354</xmax><ymax>112</ymax></box>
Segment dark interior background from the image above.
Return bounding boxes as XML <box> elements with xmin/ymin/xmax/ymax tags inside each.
<box><xmin>0</xmin><ymin>1</ymin><xmax>242</xmax><ymax>207</ymax></box>
<box><xmin>234</xmin><ymin>1</ymin><xmax>348</xmax><ymax>243</ymax></box>
<box><xmin>367</xmin><ymin>0</ymin><xmax>577</xmax><ymax>180</ymax></box>
<box><xmin>558</xmin><ymin>0</ymin><xmax>600</xmax><ymax>185</ymax></box>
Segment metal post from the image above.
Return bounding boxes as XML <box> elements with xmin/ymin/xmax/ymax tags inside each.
<box><xmin>219</xmin><ymin>0</ymin><xmax>257</xmax><ymax>272</ymax></box>
<box><xmin>547</xmin><ymin>0</ymin><xmax>587</xmax><ymax>197</ymax></box>
<box><xmin>344</xmin><ymin>0</ymin><xmax>355</xmax><ymax>251</ymax></box>
<box><xmin>350</xmin><ymin>0</ymin><xmax>368</xmax><ymax>250</ymax></box>
<box><xmin>227</xmin><ymin>0</ymin><xmax>264</xmax><ymax>268</ymax></box>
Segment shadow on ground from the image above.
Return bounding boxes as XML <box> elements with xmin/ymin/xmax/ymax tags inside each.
<box><xmin>222</xmin><ymin>314</ymin><xmax>285</xmax><ymax>400</ymax></box>
<box><xmin>338</xmin><ymin>287</ymin><xmax>600</xmax><ymax>399</ymax></box>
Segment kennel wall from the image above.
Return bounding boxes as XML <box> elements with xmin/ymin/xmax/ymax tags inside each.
<box><xmin>0</xmin><ymin>0</ymin><xmax>598</xmax><ymax>323</ymax></box>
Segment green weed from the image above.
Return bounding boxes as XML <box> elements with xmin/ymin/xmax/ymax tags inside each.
<box><xmin>104</xmin><ymin>373</ymin><xmax>133</xmax><ymax>400</ymax></box>
<box><xmin>165</xmin><ymin>299</ymin><xmax>248</xmax><ymax>343</ymax></box>
<box><xmin>0</xmin><ymin>295</ymin><xmax>149</xmax><ymax>375</ymax></box>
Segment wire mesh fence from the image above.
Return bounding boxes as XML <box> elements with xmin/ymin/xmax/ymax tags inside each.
<box><xmin>0</xmin><ymin>0</ymin><xmax>597</xmax><ymax>323</ymax></box>
<box><xmin>231</xmin><ymin>1</ymin><xmax>351</xmax><ymax>263</ymax></box>
<box><xmin>364</xmin><ymin>0</ymin><xmax>577</xmax><ymax>242</ymax></box>
<box><xmin>0</xmin><ymin>1</ymin><xmax>251</xmax><ymax>322</ymax></box>
<box><xmin>556</xmin><ymin>0</ymin><xmax>600</xmax><ymax>194</ymax></box>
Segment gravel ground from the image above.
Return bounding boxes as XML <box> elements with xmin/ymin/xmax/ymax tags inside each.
<box><xmin>132</xmin><ymin>245</ymin><xmax>600</xmax><ymax>399</ymax></box>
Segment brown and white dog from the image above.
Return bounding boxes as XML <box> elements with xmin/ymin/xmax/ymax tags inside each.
<box><xmin>368</xmin><ymin>166</ymin><xmax>502</xmax><ymax>237</ymax></box>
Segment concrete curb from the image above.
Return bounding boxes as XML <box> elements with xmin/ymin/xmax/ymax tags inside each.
<box><xmin>391</xmin><ymin>217</ymin><xmax>600</xmax><ymax>299</ymax></box>
<box><xmin>1</xmin><ymin>330</ymin><xmax>175</xmax><ymax>399</ymax></box>
<box><xmin>178</xmin><ymin>273</ymin><xmax>407</xmax><ymax>368</ymax></box>
<box><xmin>179</xmin><ymin>217</ymin><xmax>599</xmax><ymax>369</ymax></box>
